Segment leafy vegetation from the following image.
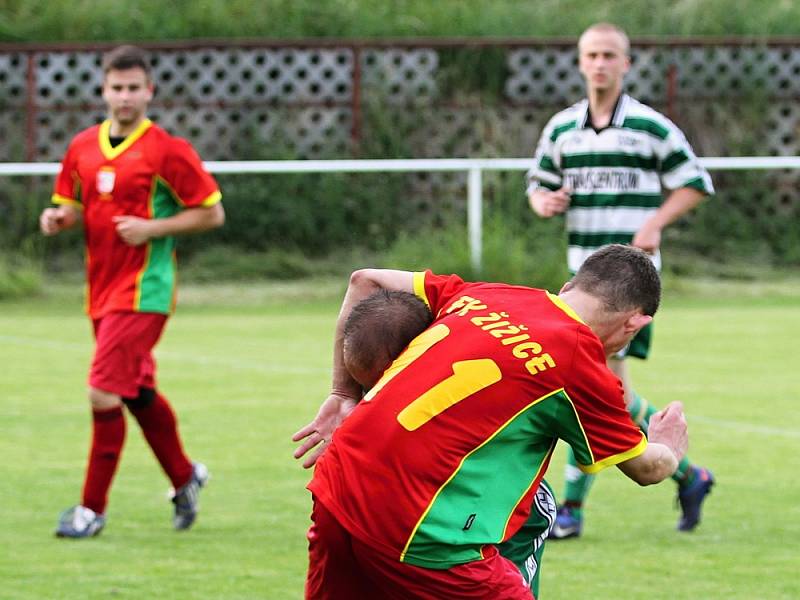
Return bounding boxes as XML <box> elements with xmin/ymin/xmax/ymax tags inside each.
<box><xmin>2</xmin><ymin>0</ymin><xmax>800</xmax><ymax>41</ymax></box>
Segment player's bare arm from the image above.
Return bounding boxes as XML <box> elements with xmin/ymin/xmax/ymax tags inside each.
<box><xmin>632</xmin><ymin>187</ymin><xmax>706</xmax><ymax>253</ymax></box>
<box><xmin>112</xmin><ymin>202</ymin><xmax>225</xmax><ymax>246</ymax></box>
<box><xmin>292</xmin><ymin>268</ymin><xmax>415</xmax><ymax>467</ymax></box>
<box><xmin>617</xmin><ymin>401</ymin><xmax>688</xmax><ymax>485</ymax></box>
<box><xmin>528</xmin><ymin>186</ymin><xmax>571</xmax><ymax>218</ymax></box>
<box><xmin>40</xmin><ymin>205</ymin><xmax>81</xmax><ymax>236</ymax></box>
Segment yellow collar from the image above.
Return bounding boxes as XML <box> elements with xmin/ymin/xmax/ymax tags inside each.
<box><xmin>99</xmin><ymin>118</ymin><xmax>152</xmax><ymax>160</ymax></box>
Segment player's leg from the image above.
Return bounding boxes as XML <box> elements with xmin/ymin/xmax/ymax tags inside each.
<box><xmin>550</xmin><ymin>449</ymin><xmax>592</xmax><ymax>539</ymax></box>
<box><xmin>351</xmin><ymin>537</ymin><xmax>533</xmax><ymax>600</ymax></box>
<box><xmin>497</xmin><ymin>480</ymin><xmax>557</xmax><ymax>597</ymax></box>
<box><xmin>305</xmin><ymin>498</ymin><xmax>380</xmax><ymax>599</ymax></box>
<box><xmin>123</xmin><ymin>387</ymin><xmax>193</xmax><ymax>492</ymax></box>
<box><xmin>56</xmin><ymin>317</ymin><xmax>133</xmax><ymax>538</ymax></box>
<box><xmin>114</xmin><ymin>312</ymin><xmax>204</xmax><ymax>529</ymax></box>
<box><xmin>610</xmin><ymin>347</ymin><xmax>714</xmax><ymax>532</ymax></box>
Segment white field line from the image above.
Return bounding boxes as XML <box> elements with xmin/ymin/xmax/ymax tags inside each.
<box><xmin>689</xmin><ymin>415</ymin><xmax>800</xmax><ymax>439</ymax></box>
<box><xmin>0</xmin><ymin>334</ymin><xmax>330</xmax><ymax>376</ymax></box>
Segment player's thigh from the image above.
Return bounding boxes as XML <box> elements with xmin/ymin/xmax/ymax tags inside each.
<box><xmin>306</xmin><ymin>499</ymin><xmax>377</xmax><ymax>600</ymax></box>
<box><xmin>352</xmin><ymin>541</ymin><xmax>532</xmax><ymax>600</ymax></box>
<box><xmin>497</xmin><ymin>479</ymin><xmax>556</xmax><ymax>593</ymax></box>
<box><xmin>90</xmin><ymin>312</ymin><xmax>167</xmax><ymax>397</ymax></box>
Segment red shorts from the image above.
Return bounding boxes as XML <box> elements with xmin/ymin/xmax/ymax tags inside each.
<box><xmin>306</xmin><ymin>498</ymin><xmax>533</xmax><ymax>600</ymax></box>
<box><xmin>89</xmin><ymin>312</ymin><xmax>168</xmax><ymax>398</ymax></box>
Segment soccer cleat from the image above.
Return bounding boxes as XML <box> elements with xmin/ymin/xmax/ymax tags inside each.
<box><xmin>548</xmin><ymin>505</ymin><xmax>583</xmax><ymax>540</ymax></box>
<box><xmin>677</xmin><ymin>466</ymin><xmax>714</xmax><ymax>531</ymax></box>
<box><xmin>170</xmin><ymin>462</ymin><xmax>209</xmax><ymax>531</ymax></box>
<box><xmin>55</xmin><ymin>505</ymin><xmax>106</xmax><ymax>538</ymax></box>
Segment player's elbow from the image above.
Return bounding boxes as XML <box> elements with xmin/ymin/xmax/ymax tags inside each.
<box><xmin>617</xmin><ymin>448</ymin><xmax>676</xmax><ymax>486</ymax></box>
<box><xmin>349</xmin><ymin>269</ymin><xmax>380</xmax><ymax>292</ymax></box>
<box><xmin>209</xmin><ymin>202</ymin><xmax>225</xmax><ymax>228</ymax></box>
<box><xmin>628</xmin><ymin>469</ymin><xmax>663</xmax><ymax>487</ymax></box>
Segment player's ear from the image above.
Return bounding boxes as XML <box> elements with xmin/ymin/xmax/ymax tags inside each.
<box><xmin>623</xmin><ymin>312</ymin><xmax>651</xmax><ymax>336</ymax></box>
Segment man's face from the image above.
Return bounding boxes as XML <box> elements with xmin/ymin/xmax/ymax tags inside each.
<box><xmin>578</xmin><ymin>29</ymin><xmax>630</xmax><ymax>94</ymax></box>
<box><xmin>102</xmin><ymin>67</ymin><xmax>153</xmax><ymax>128</ymax></box>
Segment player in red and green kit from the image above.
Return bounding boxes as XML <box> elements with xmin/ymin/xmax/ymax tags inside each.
<box><xmin>294</xmin><ymin>245</ymin><xmax>689</xmax><ymax>599</ymax></box>
<box><xmin>39</xmin><ymin>45</ymin><xmax>224</xmax><ymax>538</ymax></box>
<box><xmin>333</xmin><ymin>289</ymin><xmax>556</xmax><ymax>598</ymax></box>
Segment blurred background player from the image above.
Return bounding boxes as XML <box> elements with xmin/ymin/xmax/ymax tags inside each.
<box><xmin>339</xmin><ymin>289</ymin><xmax>555</xmax><ymax>597</ymax></box>
<box><xmin>39</xmin><ymin>45</ymin><xmax>225</xmax><ymax>538</ymax></box>
<box><xmin>294</xmin><ymin>245</ymin><xmax>690</xmax><ymax>599</ymax></box>
<box><xmin>526</xmin><ymin>22</ymin><xmax>714</xmax><ymax>538</ymax></box>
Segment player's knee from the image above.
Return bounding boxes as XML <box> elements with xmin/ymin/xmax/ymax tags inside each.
<box><xmin>89</xmin><ymin>387</ymin><xmax>123</xmax><ymax>410</ymax></box>
<box><xmin>121</xmin><ymin>386</ymin><xmax>156</xmax><ymax>411</ymax></box>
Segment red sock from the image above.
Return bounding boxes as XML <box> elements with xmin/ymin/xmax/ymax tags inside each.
<box><xmin>82</xmin><ymin>406</ymin><xmax>126</xmax><ymax>515</ymax></box>
<box><xmin>127</xmin><ymin>391</ymin><xmax>193</xmax><ymax>489</ymax></box>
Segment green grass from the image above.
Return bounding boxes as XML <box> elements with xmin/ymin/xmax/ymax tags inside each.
<box><xmin>0</xmin><ymin>277</ymin><xmax>798</xmax><ymax>599</ymax></box>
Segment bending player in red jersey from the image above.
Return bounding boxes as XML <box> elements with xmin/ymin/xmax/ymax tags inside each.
<box><xmin>336</xmin><ymin>288</ymin><xmax>556</xmax><ymax>598</ymax></box>
<box><xmin>40</xmin><ymin>45</ymin><xmax>224</xmax><ymax>538</ymax></box>
<box><xmin>294</xmin><ymin>244</ymin><xmax>689</xmax><ymax>599</ymax></box>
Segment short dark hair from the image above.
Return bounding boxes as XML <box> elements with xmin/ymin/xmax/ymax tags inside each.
<box><xmin>571</xmin><ymin>244</ymin><xmax>661</xmax><ymax>316</ymax></box>
<box><xmin>102</xmin><ymin>45</ymin><xmax>151</xmax><ymax>77</ymax></box>
<box><xmin>343</xmin><ymin>290</ymin><xmax>433</xmax><ymax>378</ymax></box>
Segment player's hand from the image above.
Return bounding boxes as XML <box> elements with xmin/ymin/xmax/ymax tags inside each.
<box><xmin>292</xmin><ymin>392</ymin><xmax>359</xmax><ymax>469</ymax></box>
<box><xmin>647</xmin><ymin>401</ymin><xmax>688</xmax><ymax>462</ymax></box>
<box><xmin>632</xmin><ymin>221</ymin><xmax>662</xmax><ymax>254</ymax></box>
<box><xmin>528</xmin><ymin>187</ymin><xmax>571</xmax><ymax>217</ymax></box>
<box><xmin>113</xmin><ymin>215</ymin><xmax>154</xmax><ymax>246</ymax></box>
<box><xmin>40</xmin><ymin>206</ymin><xmax>77</xmax><ymax>235</ymax></box>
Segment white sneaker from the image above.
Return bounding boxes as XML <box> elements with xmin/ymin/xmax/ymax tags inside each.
<box><xmin>170</xmin><ymin>463</ymin><xmax>209</xmax><ymax>530</ymax></box>
<box><xmin>55</xmin><ymin>505</ymin><xmax>106</xmax><ymax>538</ymax></box>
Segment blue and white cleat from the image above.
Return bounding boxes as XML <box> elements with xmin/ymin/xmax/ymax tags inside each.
<box><xmin>677</xmin><ymin>466</ymin><xmax>714</xmax><ymax>531</ymax></box>
<box><xmin>55</xmin><ymin>505</ymin><xmax>106</xmax><ymax>538</ymax></box>
<box><xmin>170</xmin><ymin>462</ymin><xmax>209</xmax><ymax>531</ymax></box>
<box><xmin>548</xmin><ymin>505</ymin><xmax>583</xmax><ymax>540</ymax></box>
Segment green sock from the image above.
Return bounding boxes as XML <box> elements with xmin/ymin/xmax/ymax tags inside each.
<box><xmin>563</xmin><ymin>446</ymin><xmax>595</xmax><ymax>518</ymax></box>
<box><xmin>627</xmin><ymin>392</ymin><xmax>694</xmax><ymax>486</ymax></box>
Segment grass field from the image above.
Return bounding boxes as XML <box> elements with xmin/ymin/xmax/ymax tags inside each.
<box><xmin>1</xmin><ymin>277</ymin><xmax>798</xmax><ymax>599</ymax></box>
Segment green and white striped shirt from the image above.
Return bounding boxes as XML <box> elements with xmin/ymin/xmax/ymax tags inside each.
<box><xmin>526</xmin><ymin>94</ymin><xmax>714</xmax><ymax>272</ymax></box>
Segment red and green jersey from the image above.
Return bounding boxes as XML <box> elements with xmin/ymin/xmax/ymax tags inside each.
<box><xmin>52</xmin><ymin>119</ymin><xmax>221</xmax><ymax>318</ymax></box>
<box><xmin>309</xmin><ymin>271</ymin><xmax>646</xmax><ymax>569</ymax></box>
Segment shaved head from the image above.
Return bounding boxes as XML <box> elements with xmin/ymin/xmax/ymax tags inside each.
<box><xmin>578</xmin><ymin>22</ymin><xmax>630</xmax><ymax>56</ymax></box>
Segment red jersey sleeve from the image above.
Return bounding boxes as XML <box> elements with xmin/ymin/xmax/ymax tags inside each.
<box><xmin>161</xmin><ymin>137</ymin><xmax>221</xmax><ymax>208</ymax></box>
<box><xmin>561</xmin><ymin>327</ymin><xmax>647</xmax><ymax>474</ymax></box>
<box><xmin>412</xmin><ymin>270</ymin><xmax>471</xmax><ymax>317</ymax></box>
<box><xmin>51</xmin><ymin>141</ymin><xmax>83</xmax><ymax>209</ymax></box>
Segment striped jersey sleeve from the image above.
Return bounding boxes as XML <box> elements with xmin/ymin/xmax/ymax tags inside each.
<box><xmin>526</xmin><ymin>102</ymin><xmax>585</xmax><ymax>194</ymax></box>
<box><xmin>648</xmin><ymin>111</ymin><xmax>714</xmax><ymax>194</ymax></box>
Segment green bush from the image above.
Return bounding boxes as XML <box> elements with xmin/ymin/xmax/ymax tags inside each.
<box><xmin>4</xmin><ymin>0</ymin><xmax>800</xmax><ymax>41</ymax></box>
<box><xmin>380</xmin><ymin>211</ymin><xmax>569</xmax><ymax>291</ymax></box>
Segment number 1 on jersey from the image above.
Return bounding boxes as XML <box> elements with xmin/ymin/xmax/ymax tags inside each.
<box><xmin>397</xmin><ymin>358</ymin><xmax>501</xmax><ymax>431</ymax></box>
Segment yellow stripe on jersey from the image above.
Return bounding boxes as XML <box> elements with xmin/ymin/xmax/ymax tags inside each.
<box><xmin>579</xmin><ymin>434</ymin><xmax>648</xmax><ymax>475</ymax></box>
<box><xmin>201</xmin><ymin>190</ymin><xmax>222</xmax><ymax>207</ymax></box>
<box><xmin>546</xmin><ymin>292</ymin><xmax>585</xmax><ymax>324</ymax></box>
<box><xmin>51</xmin><ymin>194</ymin><xmax>84</xmax><ymax>210</ymax></box>
<box><xmin>412</xmin><ymin>271</ymin><xmax>431</xmax><ymax>310</ymax></box>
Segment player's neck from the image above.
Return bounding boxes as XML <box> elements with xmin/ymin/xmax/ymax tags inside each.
<box><xmin>108</xmin><ymin>116</ymin><xmax>147</xmax><ymax>138</ymax></box>
<box><xmin>558</xmin><ymin>289</ymin><xmax>606</xmax><ymax>335</ymax></box>
<box><xmin>587</xmin><ymin>87</ymin><xmax>622</xmax><ymax>129</ymax></box>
